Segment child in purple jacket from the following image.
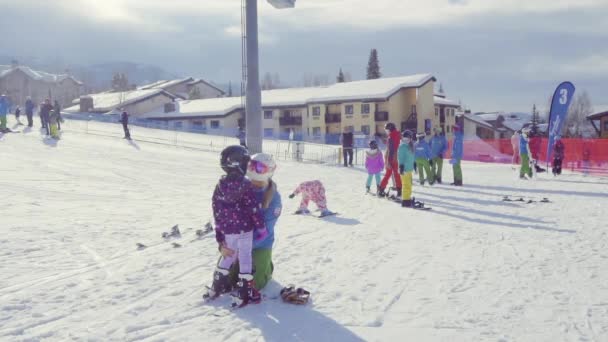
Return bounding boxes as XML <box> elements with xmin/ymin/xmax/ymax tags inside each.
<box><xmin>204</xmin><ymin>145</ymin><xmax>267</xmax><ymax>308</ymax></box>
<box><xmin>365</xmin><ymin>140</ymin><xmax>385</xmax><ymax>193</ymax></box>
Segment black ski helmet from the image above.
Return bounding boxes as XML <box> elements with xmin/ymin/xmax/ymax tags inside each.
<box><xmin>384</xmin><ymin>122</ymin><xmax>396</xmax><ymax>131</ymax></box>
<box><xmin>402</xmin><ymin>130</ymin><xmax>413</xmax><ymax>139</ymax></box>
<box><xmin>220</xmin><ymin>145</ymin><xmax>251</xmax><ymax>176</ymax></box>
<box><xmin>369</xmin><ymin>140</ymin><xmax>378</xmax><ymax>149</ymax></box>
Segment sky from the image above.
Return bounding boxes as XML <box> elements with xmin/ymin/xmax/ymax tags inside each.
<box><xmin>1</xmin><ymin>0</ymin><xmax>607</xmax><ymax>112</ymax></box>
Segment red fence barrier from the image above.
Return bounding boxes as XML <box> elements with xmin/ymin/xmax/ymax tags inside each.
<box><xmin>446</xmin><ymin>138</ymin><xmax>608</xmax><ymax>176</ymax></box>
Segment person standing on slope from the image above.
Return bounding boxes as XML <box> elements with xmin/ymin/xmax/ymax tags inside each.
<box><xmin>0</xmin><ymin>94</ymin><xmax>9</xmax><ymax>132</ymax></box>
<box><xmin>48</xmin><ymin>104</ymin><xmax>64</xmax><ymax>139</ymax></box>
<box><xmin>414</xmin><ymin>132</ymin><xmax>434</xmax><ymax>186</ymax></box>
<box><xmin>398</xmin><ymin>130</ymin><xmax>416</xmax><ymax>207</ymax></box>
<box><xmin>552</xmin><ymin>136</ymin><xmax>565</xmax><ymax>176</ymax></box>
<box><xmin>289</xmin><ymin>180</ymin><xmax>334</xmax><ymax>217</ymax></box>
<box><xmin>365</xmin><ymin>140</ymin><xmax>384</xmax><ymax>193</ymax></box>
<box><xmin>25</xmin><ymin>96</ymin><xmax>35</xmax><ymax>128</ymax></box>
<box><xmin>40</xmin><ymin>99</ymin><xmax>53</xmax><ymax>136</ymax></box>
<box><xmin>519</xmin><ymin>128</ymin><xmax>533</xmax><ymax>179</ymax></box>
<box><xmin>119</xmin><ymin>111</ymin><xmax>131</xmax><ymax>140</ymax></box>
<box><xmin>205</xmin><ymin>145</ymin><xmax>268</xmax><ymax>308</ymax></box>
<box><xmin>430</xmin><ymin>127</ymin><xmax>448</xmax><ymax>184</ymax></box>
<box><xmin>340</xmin><ymin>126</ymin><xmax>354</xmax><ymax>167</ymax></box>
<box><xmin>220</xmin><ymin>153</ymin><xmax>282</xmax><ymax>292</ymax></box>
<box><xmin>450</xmin><ymin>123</ymin><xmax>464</xmax><ymax>186</ymax></box>
<box><xmin>511</xmin><ymin>130</ymin><xmax>521</xmax><ymax>166</ymax></box>
<box><xmin>377</xmin><ymin>122</ymin><xmax>402</xmax><ymax>197</ymax></box>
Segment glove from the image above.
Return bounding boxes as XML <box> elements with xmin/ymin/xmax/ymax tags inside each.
<box><xmin>254</xmin><ymin>228</ymin><xmax>268</xmax><ymax>242</ymax></box>
<box><xmin>288</xmin><ymin>193</ymin><xmax>295</xmax><ymax>199</ymax></box>
<box><xmin>399</xmin><ymin>165</ymin><xmax>404</xmax><ymax>174</ymax></box>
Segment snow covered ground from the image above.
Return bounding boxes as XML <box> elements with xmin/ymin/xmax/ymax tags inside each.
<box><xmin>1</xmin><ymin>117</ymin><xmax>608</xmax><ymax>342</ymax></box>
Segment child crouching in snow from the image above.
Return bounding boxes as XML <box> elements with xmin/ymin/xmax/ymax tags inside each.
<box><xmin>365</xmin><ymin>140</ymin><xmax>384</xmax><ymax>194</ymax></box>
<box><xmin>205</xmin><ymin>145</ymin><xmax>268</xmax><ymax>308</ymax></box>
<box><xmin>288</xmin><ymin>180</ymin><xmax>334</xmax><ymax>217</ymax></box>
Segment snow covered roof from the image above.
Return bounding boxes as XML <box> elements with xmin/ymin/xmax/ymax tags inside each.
<box><xmin>139</xmin><ymin>78</ymin><xmax>192</xmax><ymax>90</ymax></box>
<box><xmin>187</xmin><ymin>79</ymin><xmax>225</xmax><ymax>94</ymax></box>
<box><xmin>475</xmin><ymin>112</ymin><xmax>502</xmax><ymax>121</ymax></box>
<box><xmin>434</xmin><ymin>95</ymin><xmax>459</xmax><ymax>107</ymax></box>
<box><xmin>141</xmin><ymin>74</ymin><xmax>436</xmax><ymax>119</ymax></box>
<box><xmin>0</xmin><ymin>65</ymin><xmax>82</xmax><ymax>85</ymax></box>
<box><xmin>463</xmin><ymin>113</ymin><xmax>494</xmax><ymax>129</ymax></box>
<box><xmin>588</xmin><ymin>105</ymin><xmax>608</xmax><ymax>119</ymax></box>
<box><xmin>66</xmin><ymin>89</ymin><xmax>177</xmax><ymax>113</ymax></box>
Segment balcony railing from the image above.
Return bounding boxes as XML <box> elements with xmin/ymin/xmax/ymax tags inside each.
<box><xmin>374</xmin><ymin>111</ymin><xmax>389</xmax><ymax>122</ymax></box>
<box><xmin>325</xmin><ymin>113</ymin><xmax>341</xmax><ymax>123</ymax></box>
<box><xmin>279</xmin><ymin>116</ymin><xmax>303</xmax><ymax>126</ymax></box>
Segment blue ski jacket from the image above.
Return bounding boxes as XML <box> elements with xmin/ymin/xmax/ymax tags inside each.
<box><xmin>519</xmin><ymin>135</ymin><xmax>529</xmax><ymax>155</ymax></box>
<box><xmin>25</xmin><ymin>99</ymin><xmax>35</xmax><ymax>115</ymax></box>
<box><xmin>451</xmin><ymin>131</ymin><xmax>464</xmax><ymax>161</ymax></box>
<box><xmin>253</xmin><ymin>181</ymin><xmax>282</xmax><ymax>250</ymax></box>
<box><xmin>431</xmin><ymin>134</ymin><xmax>448</xmax><ymax>158</ymax></box>
<box><xmin>397</xmin><ymin>143</ymin><xmax>415</xmax><ymax>173</ymax></box>
<box><xmin>0</xmin><ymin>96</ymin><xmax>9</xmax><ymax>116</ymax></box>
<box><xmin>414</xmin><ymin>139</ymin><xmax>432</xmax><ymax>159</ymax></box>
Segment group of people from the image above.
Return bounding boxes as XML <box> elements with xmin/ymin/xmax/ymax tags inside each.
<box><xmin>364</xmin><ymin>122</ymin><xmax>464</xmax><ymax>208</ymax></box>
<box><xmin>0</xmin><ymin>94</ymin><xmax>63</xmax><ymax>138</ymax></box>
<box><xmin>511</xmin><ymin>128</ymin><xmax>566</xmax><ymax>178</ymax></box>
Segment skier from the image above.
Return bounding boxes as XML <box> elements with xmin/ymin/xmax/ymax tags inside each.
<box><xmin>511</xmin><ymin>130</ymin><xmax>520</xmax><ymax>166</ymax></box>
<box><xmin>25</xmin><ymin>96</ymin><xmax>35</xmax><ymax>127</ymax></box>
<box><xmin>48</xmin><ymin>104</ymin><xmax>64</xmax><ymax>139</ymax></box>
<box><xmin>206</xmin><ymin>145</ymin><xmax>268</xmax><ymax>308</ymax></box>
<box><xmin>414</xmin><ymin>132</ymin><xmax>434</xmax><ymax>186</ymax></box>
<box><xmin>340</xmin><ymin>126</ymin><xmax>354</xmax><ymax>167</ymax></box>
<box><xmin>365</xmin><ymin>140</ymin><xmax>384</xmax><ymax>193</ymax></box>
<box><xmin>288</xmin><ymin>180</ymin><xmax>334</xmax><ymax>217</ymax></box>
<box><xmin>430</xmin><ymin>127</ymin><xmax>448</xmax><ymax>183</ymax></box>
<box><xmin>519</xmin><ymin>128</ymin><xmax>533</xmax><ymax>179</ymax></box>
<box><xmin>450</xmin><ymin>123</ymin><xmax>464</xmax><ymax>186</ymax></box>
<box><xmin>552</xmin><ymin>136</ymin><xmax>565</xmax><ymax>176</ymax></box>
<box><xmin>398</xmin><ymin>130</ymin><xmax>416</xmax><ymax>207</ymax></box>
<box><xmin>221</xmin><ymin>152</ymin><xmax>282</xmax><ymax>291</ymax></box>
<box><xmin>377</xmin><ymin>122</ymin><xmax>402</xmax><ymax>197</ymax></box>
<box><xmin>119</xmin><ymin>111</ymin><xmax>131</xmax><ymax>140</ymax></box>
<box><xmin>0</xmin><ymin>94</ymin><xmax>8</xmax><ymax>132</ymax></box>
<box><xmin>40</xmin><ymin>99</ymin><xmax>53</xmax><ymax>135</ymax></box>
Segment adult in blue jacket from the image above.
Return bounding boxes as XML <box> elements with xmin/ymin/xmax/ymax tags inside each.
<box><xmin>430</xmin><ymin>127</ymin><xmax>448</xmax><ymax>183</ymax></box>
<box><xmin>519</xmin><ymin>129</ymin><xmax>532</xmax><ymax>179</ymax></box>
<box><xmin>0</xmin><ymin>94</ymin><xmax>9</xmax><ymax>132</ymax></box>
<box><xmin>450</xmin><ymin>124</ymin><xmax>464</xmax><ymax>186</ymax></box>
<box><xmin>221</xmin><ymin>153</ymin><xmax>282</xmax><ymax>290</ymax></box>
<box><xmin>25</xmin><ymin>97</ymin><xmax>35</xmax><ymax>127</ymax></box>
<box><xmin>414</xmin><ymin>132</ymin><xmax>434</xmax><ymax>185</ymax></box>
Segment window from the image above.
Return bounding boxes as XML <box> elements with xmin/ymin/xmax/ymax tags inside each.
<box><xmin>173</xmin><ymin>121</ymin><xmax>183</xmax><ymax>129</ymax></box>
<box><xmin>604</xmin><ymin>121</ymin><xmax>608</xmax><ymax>130</ymax></box>
<box><xmin>264</xmin><ymin>128</ymin><xmax>274</xmax><ymax>137</ymax></box>
<box><xmin>411</xmin><ymin>105</ymin><xmax>417</xmax><ymax>114</ymax></box>
<box><xmin>210</xmin><ymin>120</ymin><xmax>220</xmax><ymax>129</ymax></box>
<box><xmin>312</xmin><ymin>127</ymin><xmax>321</xmax><ymax>136</ymax></box>
<box><xmin>346</xmin><ymin>125</ymin><xmax>354</xmax><ymax>132</ymax></box>
<box><xmin>345</xmin><ymin>105</ymin><xmax>354</xmax><ymax>115</ymax></box>
<box><xmin>312</xmin><ymin>106</ymin><xmax>321</xmax><ymax>116</ymax></box>
<box><xmin>191</xmin><ymin>121</ymin><xmax>204</xmax><ymax>131</ymax></box>
<box><xmin>361</xmin><ymin>125</ymin><xmax>370</xmax><ymax>135</ymax></box>
<box><xmin>361</xmin><ymin>104</ymin><xmax>370</xmax><ymax>114</ymax></box>
<box><xmin>435</xmin><ymin>107</ymin><xmax>439</xmax><ymax>116</ymax></box>
<box><xmin>264</xmin><ymin>110</ymin><xmax>273</xmax><ymax>119</ymax></box>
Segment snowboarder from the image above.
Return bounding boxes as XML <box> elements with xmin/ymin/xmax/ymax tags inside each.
<box><xmin>414</xmin><ymin>132</ymin><xmax>434</xmax><ymax>186</ymax></box>
<box><xmin>398</xmin><ymin>130</ymin><xmax>416</xmax><ymax>207</ymax></box>
<box><xmin>119</xmin><ymin>111</ymin><xmax>131</xmax><ymax>140</ymax></box>
<box><xmin>430</xmin><ymin>127</ymin><xmax>448</xmax><ymax>183</ymax></box>
<box><xmin>528</xmin><ymin>130</ymin><xmax>545</xmax><ymax>173</ymax></box>
<box><xmin>288</xmin><ymin>180</ymin><xmax>334</xmax><ymax>216</ymax></box>
<box><xmin>221</xmin><ymin>152</ymin><xmax>282</xmax><ymax>291</ymax></box>
<box><xmin>206</xmin><ymin>145</ymin><xmax>268</xmax><ymax>308</ymax></box>
<box><xmin>511</xmin><ymin>130</ymin><xmax>520</xmax><ymax>166</ymax></box>
<box><xmin>0</xmin><ymin>94</ymin><xmax>8</xmax><ymax>132</ymax></box>
<box><xmin>365</xmin><ymin>140</ymin><xmax>384</xmax><ymax>193</ymax></box>
<box><xmin>48</xmin><ymin>104</ymin><xmax>64</xmax><ymax>139</ymax></box>
<box><xmin>340</xmin><ymin>126</ymin><xmax>354</xmax><ymax>167</ymax></box>
<box><xmin>377</xmin><ymin>122</ymin><xmax>402</xmax><ymax>197</ymax></box>
<box><xmin>519</xmin><ymin>128</ymin><xmax>533</xmax><ymax>179</ymax></box>
<box><xmin>39</xmin><ymin>99</ymin><xmax>53</xmax><ymax>135</ymax></box>
<box><xmin>450</xmin><ymin>123</ymin><xmax>464</xmax><ymax>186</ymax></box>
<box><xmin>25</xmin><ymin>96</ymin><xmax>35</xmax><ymax>127</ymax></box>
<box><xmin>552</xmin><ymin>136</ymin><xmax>565</xmax><ymax>176</ymax></box>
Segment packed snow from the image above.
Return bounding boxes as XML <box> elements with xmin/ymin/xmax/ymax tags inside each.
<box><xmin>1</xmin><ymin>117</ymin><xmax>608</xmax><ymax>342</ymax></box>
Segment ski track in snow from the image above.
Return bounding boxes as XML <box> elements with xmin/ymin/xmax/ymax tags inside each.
<box><xmin>1</xmin><ymin>118</ymin><xmax>608</xmax><ymax>341</ymax></box>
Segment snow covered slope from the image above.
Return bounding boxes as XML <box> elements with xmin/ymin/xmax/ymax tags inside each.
<box><xmin>1</xmin><ymin>119</ymin><xmax>607</xmax><ymax>341</ymax></box>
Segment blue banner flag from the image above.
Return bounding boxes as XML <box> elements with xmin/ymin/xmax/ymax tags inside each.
<box><xmin>546</xmin><ymin>82</ymin><xmax>575</xmax><ymax>165</ymax></box>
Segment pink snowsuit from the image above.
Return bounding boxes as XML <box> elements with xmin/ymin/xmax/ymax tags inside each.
<box><xmin>293</xmin><ymin>180</ymin><xmax>327</xmax><ymax>211</ymax></box>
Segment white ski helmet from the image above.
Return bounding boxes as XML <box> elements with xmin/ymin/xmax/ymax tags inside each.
<box><xmin>247</xmin><ymin>153</ymin><xmax>277</xmax><ymax>182</ymax></box>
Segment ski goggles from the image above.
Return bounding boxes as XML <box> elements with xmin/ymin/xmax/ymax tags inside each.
<box><xmin>248</xmin><ymin>160</ymin><xmax>270</xmax><ymax>174</ymax></box>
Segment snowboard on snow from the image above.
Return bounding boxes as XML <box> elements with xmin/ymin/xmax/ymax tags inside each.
<box><xmin>136</xmin><ymin>223</ymin><xmax>214</xmax><ymax>250</ymax></box>
<box><xmin>502</xmin><ymin>195</ymin><xmax>551</xmax><ymax>204</ymax></box>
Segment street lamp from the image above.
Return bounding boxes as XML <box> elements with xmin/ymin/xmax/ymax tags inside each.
<box><xmin>244</xmin><ymin>0</ymin><xmax>295</xmax><ymax>154</ymax></box>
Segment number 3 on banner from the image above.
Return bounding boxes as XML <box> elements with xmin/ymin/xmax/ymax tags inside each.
<box><xmin>559</xmin><ymin>89</ymin><xmax>568</xmax><ymax>105</ymax></box>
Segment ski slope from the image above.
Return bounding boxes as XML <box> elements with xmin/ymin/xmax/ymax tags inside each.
<box><xmin>1</xmin><ymin>118</ymin><xmax>608</xmax><ymax>342</ymax></box>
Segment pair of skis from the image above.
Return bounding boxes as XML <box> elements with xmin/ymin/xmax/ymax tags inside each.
<box><xmin>502</xmin><ymin>195</ymin><xmax>551</xmax><ymax>204</ymax></box>
<box><xmin>135</xmin><ymin>223</ymin><xmax>214</xmax><ymax>250</ymax></box>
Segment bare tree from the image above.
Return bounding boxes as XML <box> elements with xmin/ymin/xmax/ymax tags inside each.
<box><xmin>565</xmin><ymin>90</ymin><xmax>593</xmax><ymax>137</ymax></box>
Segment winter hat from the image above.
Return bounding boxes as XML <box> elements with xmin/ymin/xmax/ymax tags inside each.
<box><xmin>247</xmin><ymin>153</ymin><xmax>276</xmax><ymax>182</ymax></box>
<box><xmin>369</xmin><ymin>140</ymin><xmax>378</xmax><ymax>149</ymax></box>
<box><xmin>416</xmin><ymin>132</ymin><xmax>426</xmax><ymax>140</ymax></box>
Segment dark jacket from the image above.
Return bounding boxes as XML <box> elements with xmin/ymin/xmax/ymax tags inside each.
<box><xmin>120</xmin><ymin>112</ymin><xmax>129</xmax><ymax>126</ymax></box>
<box><xmin>212</xmin><ymin>175</ymin><xmax>265</xmax><ymax>243</ymax></box>
<box><xmin>341</xmin><ymin>132</ymin><xmax>354</xmax><ymax>148</ymax></box>
<box><xmin>25</xmin><ymin>99</ymin><xmax>35</xmax><ymax>115</ymax></box>
<box><xmin>40</xmin><ymin>103</ymin><xmax>53</xmax><ymax>118</ymax></box>
<box><xmin>553</xmin><ymin>140</ymin><xmax>565</xmax><ymax>159</ymax></box>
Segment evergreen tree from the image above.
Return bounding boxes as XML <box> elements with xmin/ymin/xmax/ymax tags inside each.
<box><xmin>337</xmin><ymin>68</ymin><xmax>345</xmax><ymax>83</ymax></box>
<box><xmin>531</xmin><ymin>104</ymin><xmax>539</xmax><ymax>135</ymax></box>
<box><xmin>366</xmin><ymin>49</ymin><xmax>381</xmax><ymax>79</ymax></box>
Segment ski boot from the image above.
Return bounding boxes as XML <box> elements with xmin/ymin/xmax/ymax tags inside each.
<box><xmin>319</xmin><ymin>209</ymin><xmax>336</xmax><ymax>218</ymax></box>
<box><xmin>377</xmin><ymin>188</ymin><xmax>386</xmax><ymax>197</ymax></box>
<box><xmin>203</xmin><ymin>268</ymin><xmax>231</xmax><ymax>301</ymax></box>
<box><xmin>162</xmin><ymin>225</ymin><xmax>181</xmax><ymax>239</ymax></box>
<box><xmin>294</xmin><ymin>208</ymin><xmax>311</xmax><ymax>215</ymax></box>
<box><xmin>231</xmin><ymin>274</ymin><xmax>261</xmax><ymax>308</ymax></box>
<box><xmin>436</xmin><ymin>176</ymin><xmax>442</xmax><ymax>184</ymax></box>
<box><xmin>401</xmin><ymin>199</ymin><xmax>413</xmax><ymax>208</ymax></box>
<box><xmin>365</xmin><ymin>186</ymin><xmax>371</xmax><ymax>193</ymax></box>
